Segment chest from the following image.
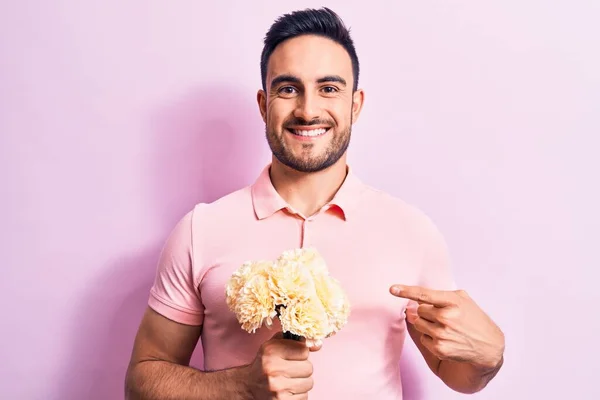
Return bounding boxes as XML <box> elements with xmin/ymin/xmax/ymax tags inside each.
<box><xmin>197</xmin><ymin>215</ymin><xmax>423</xmax><ymax>334</ymax></box>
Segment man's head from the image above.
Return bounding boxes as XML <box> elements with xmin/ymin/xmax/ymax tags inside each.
<box><xmin>257</xmin><ymin>7</ymin><xmax>365</xmax><ymax>173</ymax></box>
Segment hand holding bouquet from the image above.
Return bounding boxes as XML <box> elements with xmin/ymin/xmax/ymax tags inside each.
<box><xmin>225</xmin><ymin>247</ymin><xmax>351</xmax><ymax>347</ymax></box>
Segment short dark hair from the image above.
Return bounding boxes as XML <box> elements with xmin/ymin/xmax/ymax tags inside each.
<box><xmin>260</xmin><ymin>7</ymin><xmax>360</xmax><ymax>92</ymax></box>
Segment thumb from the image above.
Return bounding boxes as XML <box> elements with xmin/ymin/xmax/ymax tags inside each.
<box><xmin>306</xmin><ymin>338</ymin><xmax>323</xmax><ymax>352</ymax></box>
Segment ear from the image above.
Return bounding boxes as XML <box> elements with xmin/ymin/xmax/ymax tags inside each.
<box><xmin>257</xmin><ymin>89</ymin><xmax>267</xmax><ymax>123</ymax></box>
<box><xmin>351</xmin><ymin>89</ymin><xmax>365</xmax><ymax>124</ymax></box>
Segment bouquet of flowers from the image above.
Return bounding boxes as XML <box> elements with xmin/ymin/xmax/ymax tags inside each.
<box><xmin>225</xmin><ymin>247</ymin><xmax>351</xmax><ymax>346</ymax></box>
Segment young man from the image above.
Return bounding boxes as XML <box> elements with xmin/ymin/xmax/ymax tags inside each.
<box><xmin>125</xmin><ymin>7</ymin><xmax>504</xmax><ymax>400</ymax></box>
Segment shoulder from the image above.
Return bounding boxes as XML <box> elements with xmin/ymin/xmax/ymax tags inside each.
<box><xmin>170</xmin><ymin>186</ymin><xmax>256</xmax><ymax>258</ymax></box>
<box><xmin>187</xmin><ymin>186</ymin><xmax>254</xmax><ymax>225</ymax></box>
<box><xmin>161</xmin><ymin>185</ymin><xmax>254</xmax><ymax>273</ymax></box>
<box><xmin>165</xmin><ymin>186</ymin><xmax>253</xmax><ymax>232</ymax></box>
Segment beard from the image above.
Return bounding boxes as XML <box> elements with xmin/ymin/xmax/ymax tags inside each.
<box><xmin>265</xmin><ymin>117</ymin><xmax>352</xmax><ymax>173</ymax></box>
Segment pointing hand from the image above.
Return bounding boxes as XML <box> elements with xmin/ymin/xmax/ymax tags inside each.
<box><xmin>390</xmin><ymin>285</ymin><xmax>505</xmax><ymax>370</ymax></box>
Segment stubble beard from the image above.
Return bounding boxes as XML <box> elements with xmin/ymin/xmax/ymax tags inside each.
<box><xmin>266</xmin><ymin>108</ymin><xmax>354</xmax><ymax>173</ymax></box>
<box><xmin>265</xmin><ymin>124</ymin><xmax>352</xmax><ymax>173</ymax></box>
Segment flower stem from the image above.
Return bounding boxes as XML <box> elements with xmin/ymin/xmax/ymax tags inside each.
<box><xmin>283</xmin><ymin>331</ymin><xmax>302</xmax><ymax>341</ymax></box>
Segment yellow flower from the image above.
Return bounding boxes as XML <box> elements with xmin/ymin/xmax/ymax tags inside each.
<box><xmin>313</xmin><ymin>274</ymin><xmax>351</xmax><ymax>334</ymax></box>
<box><xmin>225</xmin><ymin>260</ymin><xmax>272</xmax><ymax>311</ymax></box>
<box><xmin>278</xmin><ymin>247</ymin><xmax>328</xmax><ymax>277</ymax></box>
<box><xmin>279</xmin><ymin>248</ymin><xmax>351</xmax><ymax>335</ymax></box>
<box><xmin>233</xmin><ymin>273</ymin><xmax>277</xmax><ymax>333</ymax></box>
<box><xmin>268</xmin><ymin>256</ymin><xmax>316</xmax><ymax>307</ymax></box>
<box><xmin>225</xmin><ymin>247</ymin><xmax>351</xmax><ymax>340</ymax></box>
<box><xmin>279</xmin><ymin>297</ymin><xmax>330</xmax><ymax>339</ymax></box>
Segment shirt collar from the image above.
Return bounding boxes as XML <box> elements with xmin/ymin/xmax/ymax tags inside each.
<box><xmin>251</xmin><ymin>163</ymin><xmax>365</xmax><ymax>221</ymax></box>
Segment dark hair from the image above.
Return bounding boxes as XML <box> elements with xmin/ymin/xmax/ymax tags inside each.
<box><xmin>260</xmin><ymin>7</ymin><xmax>360</xmax><ymax>92</ymax></box>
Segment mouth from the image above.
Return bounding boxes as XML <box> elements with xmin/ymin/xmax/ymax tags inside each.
<box><xmin>285</xmin><ymin>127</ymin><xmax>330</xmax><ymax>138</ymax></box>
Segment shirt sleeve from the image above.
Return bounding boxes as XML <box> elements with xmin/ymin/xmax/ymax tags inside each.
<box><xmin>148</xmin><ymin>210</ymin><xmax>204</xmax><ymax>326</ymax></box>
<box><xmin>406</xmin><ymin>216</ymin><xmax>457</xmax><ymax>318</ymax></box>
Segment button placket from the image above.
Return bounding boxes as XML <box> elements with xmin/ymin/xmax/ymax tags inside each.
<box><xmin>302</xmin><ymin>218</ymin><xmax>314</xmax><ymax>248</ymax></box>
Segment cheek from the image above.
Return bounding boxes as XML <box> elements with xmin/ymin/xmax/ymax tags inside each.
<box><xmin>267</xmin><ymin>103</ymin><xmax>286</xmax><ymax>126</ymax></box>
<box><xmin>326</xmin><ymin>100</ymin><xmax>352</xmax><ymax>124</ymax></box>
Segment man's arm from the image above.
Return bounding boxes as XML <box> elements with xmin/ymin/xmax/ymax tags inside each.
<box><xmin>125</xmin><ymin>307</ymin><xmax>252</xmax><ymax>400</ymax></box>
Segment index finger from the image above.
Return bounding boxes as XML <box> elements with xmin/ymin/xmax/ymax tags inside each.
<box><xmin>268</xmin><ymin>335</ymin><xmax>310</xmax><ymax>360</ymax></box>
<box><xmin>280</xmin><ymin>340</ymin><xmax>310</xmax><ymax>361</ymax></box>
<box><xmin>390</xmin><ymin>285</ymin><xmax>454</xmax><ymax>307</ymax></box>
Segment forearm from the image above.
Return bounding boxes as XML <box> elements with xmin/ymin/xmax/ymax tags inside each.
<box><xmin>437</xmin><ymin>355</ymin><xmax>504</xmax><ymax>394</ymax></box>
<box><xmin>125</xmin><ymin>360</ymin><xmax>252</xmax><ymax>400</ymax></box>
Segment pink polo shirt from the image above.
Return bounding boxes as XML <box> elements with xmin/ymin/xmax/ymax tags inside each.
<box><xmin>148</xmin><ymin>164</ymin><xmax>456</xmax><ymax>399</ymax></box>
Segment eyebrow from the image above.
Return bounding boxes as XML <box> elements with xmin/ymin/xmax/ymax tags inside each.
<box><xmin>317</xmin><ymin>75</ymin><xmax>347</xmax><ymax>86</ymax></box>
<box><xmin>270</xmin><ymin>74</ymin><xmax>347</xmax><ymax>90</ymax></box>
<box><xmin>270</xmin><ymin>74</ymin><xmax>301</xmax><ymax>90</ymax></box>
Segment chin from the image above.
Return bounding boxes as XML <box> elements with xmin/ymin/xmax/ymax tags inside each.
<box><xmin>281</xmin><ymin>155</ymin><xmax>339</xmax><ymax>173</ymax></box>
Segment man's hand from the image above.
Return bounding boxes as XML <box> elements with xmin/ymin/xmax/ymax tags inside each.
<box><xmin>390</xmin><ymin>285</ymin><xmax>505</xmax><ymax>371</ymax></box>
<box><xmin>245</xmin><ymin>332</ymin><xmax>319</xmax><ymax>399</ymax></box>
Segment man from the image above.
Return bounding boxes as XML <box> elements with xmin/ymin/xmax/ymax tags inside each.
<box><xmin>125</xmin><ymin>7</ymin><xmax>504</xmax><ymax>400</ymax></box>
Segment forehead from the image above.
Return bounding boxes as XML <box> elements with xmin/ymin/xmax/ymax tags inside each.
<box><xmin>267</xmin><ymin>35</ymin><xmax>353</xmax><ymax>83</ymax></box>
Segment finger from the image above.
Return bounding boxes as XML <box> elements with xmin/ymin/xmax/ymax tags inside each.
<box><xmin>390</xmin><ymin>285</ymin><xmax>454</xmax><ymax>307</ymax></box>
<box><xmin>308</xmin><ymin>344</ymin><xmax>322</xmax><ymax>352</ymax></box>
<box><xmin>286</xmin><ymin>359</ymin><xmax>313</xmax><ymax>379</ymax></box>
<box><xmin>405</xmin><ymin>307</ymin><xmax>418</xmax><ymax>324</ymax></box>
<box><xmin>419</xmin><ymin>335</ymin><xmax>451</xmax><ymax>360</ymax></box>
<box><xmin>413</xmin><ymin>316</ymin><xmax>441</xmax><ymax>338</ymax></box>
<box><xmin>306</xmin><ymin>338</ymin><xmax>322</xmax><ymax>352</ymax></box>
<box><xmin>419</xmin><ymin>333</ymin><xmax>437</xmax><ymax>355</ymax></box>
<box><xmin>289</xmin><ymin>376</ymin><xmax>314</xmax><ymax>394</ymax></box>
<box><xmin>417</xmin><ymin>304</ymin><xmax>440</xmax><ymax>323</ymax></box>
<box><xmin>278</xmin><ymin>340</ymin><xmax>310</xmax><ymax>361</ymax></box>
<box><xmin>265</xmin><ymin>335</ymin><xmax>310</xmax><ymax>361</ymax></box>
<box><xmin>290</xmin><ymin>393</ymin><xmax>309</xmax><ymax>400</ymax></box>
<box><xmin>290</xmin><ymin>395</ymin><xmax>309</xmax><ymax>400</ymax></box>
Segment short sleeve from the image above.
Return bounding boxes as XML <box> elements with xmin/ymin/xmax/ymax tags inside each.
<box><xmin>406</xmin><ymin>217</ymin><xmax>457</xmax><ymax>318</ymax></box>
<box><xmin>148</xmin><ymin>210</ymin><xmax>204</xmax><ymax>326</ymax></box>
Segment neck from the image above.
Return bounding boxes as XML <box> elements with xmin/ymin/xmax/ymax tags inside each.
<box><xmin>269</xmin><ymin>157</ymin><xmax>348</xmax><ymax>218</ymax></box>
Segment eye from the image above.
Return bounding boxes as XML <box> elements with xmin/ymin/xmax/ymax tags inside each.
<box><xmin>321</xmin><ymin>86</ymin><xmax>338</xmax><ymax>94</ymax></box>
<box><xmin>278</xmin><ymin>86</ymin><xmax>298</xmax><ymax>96</ymax></box>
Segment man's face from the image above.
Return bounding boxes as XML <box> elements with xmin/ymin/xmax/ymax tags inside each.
<box><xmin>258</xmin><ymin>35</ymin><xmax>364</xmax><ymax>173</ymax></box>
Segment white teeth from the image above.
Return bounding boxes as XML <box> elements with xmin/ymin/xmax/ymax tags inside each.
<box><xmin>291</xmin><ymin>128</ymin><xmax>327</xmax><ymax>137</ymax></box>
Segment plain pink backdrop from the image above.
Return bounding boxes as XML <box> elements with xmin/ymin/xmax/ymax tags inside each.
<box><xmin>1</xmin><ymin>1</ymin><xmax>599</xmax><ymax>399</ymax></box>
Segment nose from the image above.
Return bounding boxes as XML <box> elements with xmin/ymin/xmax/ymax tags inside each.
<box><xmin>293</xmin><ymin>91</ymin><xmax>321</xmax><ymax>122</ymax></box>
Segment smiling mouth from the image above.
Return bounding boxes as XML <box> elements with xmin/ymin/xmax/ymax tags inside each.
<box><xmin>286</xmin><ymin>127</ymin><xmax>330</xmax><ymax>137</ymax></box>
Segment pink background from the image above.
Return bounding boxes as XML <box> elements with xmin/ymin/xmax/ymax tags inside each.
<box><xmin>1</xmin><ymin>1</ymin><xmax>599</xmax><ymax>399</ymax></box>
